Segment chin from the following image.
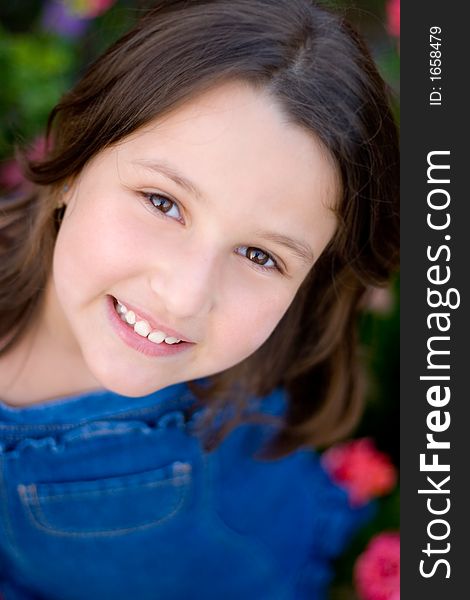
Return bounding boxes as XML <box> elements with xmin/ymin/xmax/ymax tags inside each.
<box><xmin>86</xmin><ymin>361</ymin><xmax>168</xmax><ymax>398</ymax></box>
<box><xmin>106</xmin><ymin>378</ymin><xmax>166</xmax><ymax>398</ymax></box>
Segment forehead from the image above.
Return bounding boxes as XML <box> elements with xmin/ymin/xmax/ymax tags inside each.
<box><xmin>120</xmin><ymin>81</ymin><xmax>338</xmax><ymax>193</ymax></box>
<box><xmin>110</xmin><ymin>81</ymin><xmax>339</xmax><ymax>254</ymax></box>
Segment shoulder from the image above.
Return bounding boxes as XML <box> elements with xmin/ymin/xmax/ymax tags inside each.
<box><xmin>179</xmin><ymin>382</ymin><xmax>375</xmax><ymax>595</ymax></box>
<box><xmin>209</xmin><ymin>386</ymin><xmax>372</xmax><ymax>576</ymax></box>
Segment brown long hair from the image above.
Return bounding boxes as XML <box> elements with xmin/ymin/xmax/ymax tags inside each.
<box><xmin>0</xmin><ymin>0</ymin><xmax>399</xmax><ymax>458</ymax></box>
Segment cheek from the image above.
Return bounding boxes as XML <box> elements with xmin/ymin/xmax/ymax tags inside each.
<box><xmin>53</xmin><ymin>200</ymin><xmax>142</xmax><ymax>299</ymax></box>
<box><xmin>212</xmin><ymin>285</ymin><xmax>294</xmax><ymax>364</ymax></box>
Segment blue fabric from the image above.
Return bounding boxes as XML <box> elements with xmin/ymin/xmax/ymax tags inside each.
<box><xmin>0</xmin><ymin>383</ymin><xmax>371</xmax><ymax>599</ymax></box>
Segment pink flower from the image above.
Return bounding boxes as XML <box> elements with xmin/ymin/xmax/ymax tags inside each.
<box><xmin>386</xmin><ymin>0</ymin><xmax>400</xmax><ymax>38</ymax></box>
<box><xmin>27</xmin><ymin>136</ymin><xmax>48</xmax><ymax>163</ymax></box>
<box><xmin>0</xmin><ymin>136</ymin><xmax>47</xmax><ymax>193</ymax></box>
<box><xmin>0</xmin><ymin>159</ymin><xmax>24</xmax><ymax>191</ymax></box>
<box><xmin>363</xmin><ymin>285</ymin><xmax>394</xmax><ymax>314</ymax></box>
<box><xmin>355</xmin><ymin>532</ymin><xmax>400</xmax><ymax>600</ymax></box>
<box><xmin>321</xmin><ymin>438</ymin><xmax>397</xmax><ymax>506</ymax></box>
<box><xmin>66</xmin><ymin>0</ymin><xmax>116</xmax><ymax>19</ymax></box>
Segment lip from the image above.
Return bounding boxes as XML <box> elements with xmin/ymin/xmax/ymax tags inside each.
<box><xmin>106</xmin><ymin>295</ymin><xmax>194</xmax><ymax>358</ymax></box>
<box><xmin>113</xmin><ymin>296</ymin><xmax>194</xmax><ymax>343</ymax></box>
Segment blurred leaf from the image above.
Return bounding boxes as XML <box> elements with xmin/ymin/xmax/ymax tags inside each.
<box><xmin>0</xmin><ymin>28</ymin><xmax>74</xmax><ymax>156</ymax></box>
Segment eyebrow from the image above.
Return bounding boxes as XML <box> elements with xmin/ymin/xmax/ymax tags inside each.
<box><xmin>131</xmin><ymin>158</ymin><xmax>315</xmax><ymax>266</ymax></box>
<box><xmin>131</xmin><ymin>159</ymin><xmax>203</xmax><ymax>200</ymax></box>
<box><xmin>255</xmin><ymin>231</ymin><xmax>315</xmax><ymax>265</ymax></box>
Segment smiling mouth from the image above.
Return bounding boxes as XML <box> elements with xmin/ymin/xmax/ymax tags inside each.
<box><xmin>112</xmin><ymin>297</ymin><xmax>184</xmax><ymax>345</ymax></box>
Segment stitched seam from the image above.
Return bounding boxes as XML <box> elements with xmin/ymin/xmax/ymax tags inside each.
<box><xmin>0</xmin><ymin>393</ymin><xmax>195</xmax><ymax>433</ymax></box>
<box><xmin>20</xmin><ymin>475</ymin><xmax>190</xmax><ymax>500</ymax></box>
<box><xmin>18</xmin><ymin>479</ymin><xmax>191</xmax><ymax>538</ymax></box>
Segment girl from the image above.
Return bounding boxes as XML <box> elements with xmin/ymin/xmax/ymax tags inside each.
<box><xmin>0</xmin><ymin>0</ymin><xmax>399</xmax><ymax>598</ymax></box>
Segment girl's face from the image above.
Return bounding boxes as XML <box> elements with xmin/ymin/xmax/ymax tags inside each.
<box><xmin>49</xmin><ymin>81</ymin><xmax>339</xmax><ymax>397</ymax></box>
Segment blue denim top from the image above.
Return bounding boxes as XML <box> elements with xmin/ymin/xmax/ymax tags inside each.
<box><xmin>0</xmin><ymin>383</ymin><xmax>371</xmax><ymax>600</ymax></box>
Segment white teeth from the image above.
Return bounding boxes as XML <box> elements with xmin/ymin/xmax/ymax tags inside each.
<box><xmin>115</xmin><ymin>300</ymin><xmax>183</xmax><ymax>345</ymax></box>
<box><xmin>124</xmin><ymin>310</ymin><xmax>136</xmax><ymax>325</ymax></box>
<box><xmin>116</xmin><ymin>302</ymin><xmax>127</xmax><ymax>315</ymax></box>
<box><xmin>134</xmin><ymin>320</ymin><xmax>151</xmax><ymax>337</ymax></box>
<box><xmin>148</xmin><ymin>331</ymin><xmax>166</xmax><ymax>344</ymax></box>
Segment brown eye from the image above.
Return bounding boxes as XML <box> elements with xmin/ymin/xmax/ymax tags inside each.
<box><xmin>246</xmin><ymin>247</ymin><xmax>270</xmax><ymax>265</ymax></box>
<box><xmin>236</xmin><ymin>246</ymin><xmax>278</xmax><ymax>271</ymax></box>
<box><xmin>148</xmin><ymin>193</ymin><xmax>174</xmax><ymax>213</ymax></box>
<box><xmin>142</xmin><ymin>192</ymin><xmax>182</xmax><ymax>221</ymax></box>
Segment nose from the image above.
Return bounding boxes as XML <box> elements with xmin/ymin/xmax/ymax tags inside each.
<box><xmin>148</xmin><ymin>237</ymin><xmax>219</xmax><ymax>319</ymax></box>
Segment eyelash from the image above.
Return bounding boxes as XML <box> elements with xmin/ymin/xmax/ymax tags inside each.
<box><xmin>141</xmin><ymin>191</ymin><xmax>183</xmax><ymax>222</ymax></box>
<box><xmin>140</xmin><ymin>191</ymin><xmax>282</xmax><ymax>273</ymax></box>
<box><xmin>236</xmin><ymin>246</ymin><xmax>280</xmax><ymax>273</ymax></box>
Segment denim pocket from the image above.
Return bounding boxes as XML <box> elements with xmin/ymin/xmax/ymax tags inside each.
<box><xmin>17</xmin><ymin>460</ymin><xmax>192</xmax><ymax>538</ymax></box>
